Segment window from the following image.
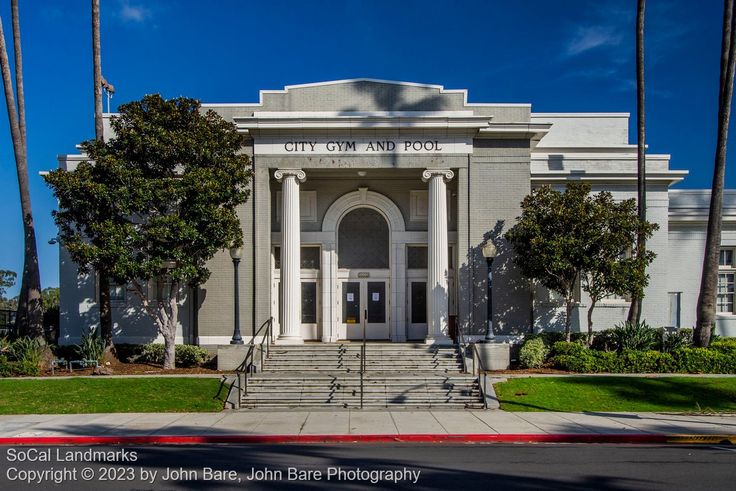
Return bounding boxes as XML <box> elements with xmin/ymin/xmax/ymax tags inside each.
<box><xmin>668</xmin><ymin>292</ymin><xmax>682</xmax><ymax>328</ymax></box>
<box><xmin>407</xmin><ymin>246</ymin><xmax>428</xmax><ymax>269</ymax></box>
<box><xmin>109</xmin><ymin>283</ymin><xmax>126</xmax><ymax>302</ymax></box>
<box><xmin>718</xmin><ymin>248</ymin><xmax>736</xmax><ymax>314</ymax></box>
<box><xmin>274</xmin><ymin>246</ymin><xmax>321</xmax><ymax>270</ymax></box>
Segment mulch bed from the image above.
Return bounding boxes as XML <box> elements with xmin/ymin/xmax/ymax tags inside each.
<box><xmin>44</xmin><ymin>356</ymin><xmax>226</xmax><ymax>377</ymax></box>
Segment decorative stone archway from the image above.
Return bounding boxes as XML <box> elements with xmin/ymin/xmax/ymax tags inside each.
<box><xmin>320</xmin><ymin>188</ymin><xmax>408</xmax><ymax>342</ymax></box>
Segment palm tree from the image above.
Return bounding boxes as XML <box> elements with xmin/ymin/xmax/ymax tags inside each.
<box><xmin>628</xmin><ymin>0</ymin><xmax>647</xmax><ymax>324</ymax></box>
<box><xmin>696</xmin><ymin>0</ymin><xmax>736</xmax><ymax>347</ymax></box>
<box><xmin>92</xmin><ymin>0</ymin><xmax>113</xmax><ymax>349</ymax></box>
<box><xmin>0</xmin><ymin>1</ymin><xmax>43</xmax><ymax>339</ymax></box>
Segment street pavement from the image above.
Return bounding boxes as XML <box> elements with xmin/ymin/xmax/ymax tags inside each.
<box><xmin>0</xmin><ymin>410</ymin><xmax>734</xmax><ymax>439</ymax></box>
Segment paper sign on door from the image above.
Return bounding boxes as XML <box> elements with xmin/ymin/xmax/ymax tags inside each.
<box><xmin>347</xmin><ymin>293</ymin><xmax>354</xmax><ymax>302</ymax></box>
<box><xmin>372</xmin><ymin>292</ymin><xmax>380</xmax><ymax>301</ymax></box>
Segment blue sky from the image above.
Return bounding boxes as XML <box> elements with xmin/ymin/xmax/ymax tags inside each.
<box><xmin>0</xmin><ymin>0</ymin><xmax>729</xmax><ymax>296</ymax></box>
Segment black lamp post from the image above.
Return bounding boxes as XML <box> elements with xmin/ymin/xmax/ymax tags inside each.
<box><xmin>230</xmin><ymin>246</ymin><xmax>244</xmax><ymax>345</ymax></box>
<box><xmin>481</xmin><ymin>241</ymin><xmax>498</xmax><ymax>342</ymax></box>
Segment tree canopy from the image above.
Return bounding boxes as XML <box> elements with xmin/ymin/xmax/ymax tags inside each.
<box><xmin>504</xmin><ymin>182</ymin><xmax>657</xmax><ymax>341</ymax></box>
<box><xmin>45</xmin><ymin>94</ymin><xmax>252</xmax><ymax>368</ymax></box>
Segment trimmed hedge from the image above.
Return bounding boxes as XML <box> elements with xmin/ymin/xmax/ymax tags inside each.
<box><xmin>550</xmin><ymin>341</ymin><xmax>736</xmax><ymax>374</ymax></box>
<box><xmin>139</xmin><ymin>343</ymin><xmax>210</xmax><ymax>367</ymax></box>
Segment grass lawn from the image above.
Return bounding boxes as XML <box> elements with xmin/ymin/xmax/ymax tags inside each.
<box><xmin>494</xmin><ymin>376</ymin><xmax>736</xmax><ymax>412</ymax></box>
<box><xmin>0</xmin><ymin>378</ymin><xmax>227</xmax><ymax>414</ymax></box>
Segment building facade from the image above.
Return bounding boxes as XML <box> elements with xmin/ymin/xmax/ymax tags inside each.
<box><xmin>57</xmin><ymin>79</ymin><xmax>736</xmax><ymax>346</ymax></box>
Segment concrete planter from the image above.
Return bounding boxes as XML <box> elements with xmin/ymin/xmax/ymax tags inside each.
<box><xmin>476</xmin><ymin>342</ymin><xmax>511</xmax><ymax>371</ymax></box>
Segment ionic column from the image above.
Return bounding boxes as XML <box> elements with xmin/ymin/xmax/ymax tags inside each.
<box><xmin>422</xmin><ymin>169</ymin><xmax>454</xmax><ymax>344</ymax></box>
<box><xmin>275</xmin><ymin>169</ymin><xmax>306</xmax><ymax>344</ymax></box>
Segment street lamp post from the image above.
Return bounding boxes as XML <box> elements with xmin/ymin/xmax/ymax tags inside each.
<box><xmin>481</xmin><ymin>241</ymin><xmax>498</xmax><ymax>342</ymax></box>
<box><xmin>230</xmin><ymin>246</ymin><xmax>244</xmax><ymax>345</ymax></box>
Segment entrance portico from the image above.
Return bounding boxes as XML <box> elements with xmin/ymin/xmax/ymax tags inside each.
<box><xmin>271</xmin><ymin>171</ymin><xmax>455</xmax><ymax>344</ymax></box>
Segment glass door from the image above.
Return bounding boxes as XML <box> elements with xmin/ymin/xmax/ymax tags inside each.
<box><xmin>407</xmin><ymin>280</ymin><xmax>427</xmax><ymax>340</ymax></box>
<box><xmin>342</xmin><ymin>279</ymin><xmax>390</xmax><ymax>340</ymax></box>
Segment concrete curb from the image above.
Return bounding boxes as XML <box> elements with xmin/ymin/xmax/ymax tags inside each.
<box><xmin>0</xmin><ymin>433</ymin><xmax>733</xmax><ymax>446</ymax></box>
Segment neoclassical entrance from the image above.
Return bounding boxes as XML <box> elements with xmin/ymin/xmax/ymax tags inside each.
<box><xmin>272</xmin><ymin>171</ymin><xmax>454</xmax><ymax>344</ymax></box>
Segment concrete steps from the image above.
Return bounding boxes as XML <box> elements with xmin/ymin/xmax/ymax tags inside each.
<box><xmin>240</xmin><ymin>343</ymin><xmax>483</xmax><ymax>409</ymax></box>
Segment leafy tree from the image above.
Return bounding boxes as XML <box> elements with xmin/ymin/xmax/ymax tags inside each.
<box><xmin>0</xmin><ymin>270</ymin><xmax>16</xmax><ymax>300</ymax></box>
<box><xmin>505</xmin><ymin>183</ymin><xmax>656</xmax><ymax>342</ymax></box>
<box><xmin>696</xmin><ymin>0</ymin><xmax>736</xmax><ymax>347</ymax></box>
<box><xmin>0</xmin><ymin>1</ymin><xmax>43</xmax><ymax>338</ymax></box>
<box><xmin>45</xmin><ymin>95</ymin><xmax>252</xmax><ymax>369</ymax></box>
<box><xmin>41</xmin><ymin>287</ymin><xmax>60</xmax><ymax>338</ymax></box>
<box><xmin>581</xmin><ymin>195</ymin><xmax>656</xmax><ymax>344</ymax></box>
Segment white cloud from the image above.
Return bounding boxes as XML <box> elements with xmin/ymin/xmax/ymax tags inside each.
<box><xmin>119</xmin><ymin>1</ymin><xmax>152</xmax><ymax>23</ymax></box>
<box><xmin>566</xmin><ymin>26</ymin><xmax>623</xmax><ymax>57</ymax></box>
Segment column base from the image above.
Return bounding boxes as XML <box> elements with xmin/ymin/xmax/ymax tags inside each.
<box><xmin>424</xmin><ymin>335</ymin><xmax>453</xmax><ymax>345</ymax></box>
<box><xmin>275</xmin><ymin>335</ymin><xmax>304</xmax><ymax>345</ymax></box>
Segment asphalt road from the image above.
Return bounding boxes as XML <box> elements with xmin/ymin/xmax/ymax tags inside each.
<box><xmin>1</xmin><ymin>443</ymin><xmax>734</xmax><ymax>490</ymax></box>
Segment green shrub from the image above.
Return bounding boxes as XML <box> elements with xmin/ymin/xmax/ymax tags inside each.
<box><xmin>618</xmin><ymin>350</ymin><xmax>676</xmax><ymax>373</ymax></box>
<box><xmin>550</xmin><ymin>342</ymin><xmax>615</xmax><ymax>372</ymax></box>
<box><xmin>9</xmin><ymin>337</ymin><xmax>44</xmax><ymax>366</ymax></box>
<box><xmin>75</xmin><ymin>328</ymin><xmax>105</xmax><ymax>362</ymax></box>
<box><xmin>673</xmin><ymin>347</ymin><xmax>736</xmax><ymax>373</ymax></box>
<box><xmin>0</xmin><ymin>354</ymin><xmax>40</xmax><ymax>377</ymax></box>
<box><xmin>710</xmin><ymin>338</ymin><xmax>736</xmax><ymax>354</ymax></box>
<box><xmin>590</xmin><ymin>329</ymin><xmax>617</xmax><ymax>352</ymax></box>
<box><xmin>519</xmin><ymin>338</ymin><xmax>549</xmax><ymax>368</ymax></box>
<box><xmin>139</xmin><ymin>343</ymin><xmax>210</xmax><ymax>367</ymax></box>
<box><xmin>176</xmin><ymin>345</ymin><xmax>210</xmax><ymax>367</ymax></box>
<box><xmin>661</xmin><ymin>329</ymin><xmax>692</xmax><ymax>353</ymax></box>
<box><xmin>610</xmin><ymin>321</ymin><xmax>660</xmax><ymax>352</ymax></box>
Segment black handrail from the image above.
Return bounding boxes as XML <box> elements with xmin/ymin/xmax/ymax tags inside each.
<box><xmin>234</xmin><ymin>317</ymin><xmax>274</xmax><ymax>404</ymax></box>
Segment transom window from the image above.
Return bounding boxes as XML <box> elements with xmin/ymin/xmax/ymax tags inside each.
<box><xmin>718</xmin><ymin>248</ymin><xmax>735</xmax><ymax>313</ymax></box>
<box><xmin>338</xmin><ymin>208</ymin><xmax>389</xmax><ymax>269</ymax></box>
<box><xmin>273</xmin><ymin>246</ymin><xmax>320</xmax><ymax>270</ymax></box>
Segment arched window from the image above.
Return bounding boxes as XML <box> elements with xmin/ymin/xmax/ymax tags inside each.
<box><xmin>338</xmin><ymin>208</ymin><xmax>389</xmax><ymax>269</ymax></box>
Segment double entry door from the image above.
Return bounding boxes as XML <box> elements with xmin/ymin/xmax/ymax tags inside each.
<box><xmin>340</xmin><ymin>275</ymin><xmax>390</xmax><ymax>340</ymax></box>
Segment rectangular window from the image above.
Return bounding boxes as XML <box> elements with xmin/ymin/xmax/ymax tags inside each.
<box><xmin>301</xmin><ymin>282</ymin><xmax>317</xmax><ymax>324</ymax></box>
<box><xmin>718</xmin><ymin>247</ymin><xmax>736</xmax><ymax>313</ymax></box>
<box><xmin>109</xmin><ymin>283</ymin><xmax>126</xmax><ymax>302</ymax></box>
<box><xmin>274</xmin><ymin>246</ymin><xmax>320</xmax><ymax>269</ymax></box>
<box><xmin>407</xmin><ymin>246</ymin><xmax>427</xmax><ymax>269</ymax></box>
<box><xmin>668</xmin><ymin>292</ymin><xmax>682</xmax><ymax>328</ymax></box>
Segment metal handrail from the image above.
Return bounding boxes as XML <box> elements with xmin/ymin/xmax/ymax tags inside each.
<box><xmin>234</xmin><ymin>317</ymin><xmax>274</xmax><ymax>404</ymax></box>
<box><xmin>360</xmin><ymin>309</ymin><xmax>367</xmax><ymax>409</ymax></box>
<box><xmin>456</xmin><ymin>324</ymin><xmax>469</xmax><ymax>374</ymax></box>
<box><xmin>471</xmin><ymin>342</ymin><xmax>489</xmax><ymax>409</ymax></box>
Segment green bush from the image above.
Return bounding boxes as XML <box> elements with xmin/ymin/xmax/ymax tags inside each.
<box><xmin>550</xmin><ymin>342</ymin><xmax>618</xmax><ymax>372</ymax></box>
<box><xmin>0</xmin><ymin>354</ymin><xmax>40</xmax><ymax>377</ymax></box>
<box><xmin>9</xmin><ymin>337</ymin><xmax>44</xmax><ymax>367</ymax></box>
<box><xmin>618</xmin><ymin>350</ymin><xmax>676</xmax><ymax>373</ymax></box>
<box><xmin>519</xmin><ymin>338</ymin><xmax>549</xmax><ymax>368</ymax></box>
<box><xmin>590</xmin><ymin>329</ymin><xmax>617</xmax><ymax>352</ymax></box>
<box><xmin>75</xmin><ymin>328</ymin><xmax>105</xmax><ymax>362</ymax></box>
<box><xmin>610</xmin><ymin>321</ymin><xmax>660</xmax><ymax>352</ymax></box>
<box><xmin>176</xmin><ymin>345</ymin><xmax>209</xmax><ymax>367</ymax></box>
<box><xmin>139</xmin><ymin>343</ymin><xmax>210</xmax><ymax>368</ymax></box>
<box><xmin>673</xmin><ymin>347</ymin><xmax>736</xmax><ymax>374</ymax></box>
<box><xmin>710</xmin><ymin>338</ymin><xmax>736</xmax><ymax>354</ymax></box>
<box><xmin>661</xmin><ymin>329</ymin><xmax>692</xmax><ymax>353</ymax></box>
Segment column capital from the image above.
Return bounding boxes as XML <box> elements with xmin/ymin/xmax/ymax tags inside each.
<box><xmin>274</xmin><ymin>169</ymin><xmax>306</xmax><ymax>183</ymax></box>
<box><xmin>422</xmin><ymin>169</ymin><xmax>454</xmax><ymax>183</ymax></box>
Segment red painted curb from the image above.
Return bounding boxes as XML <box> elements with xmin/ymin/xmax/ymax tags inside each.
<box><xmin>0</xmin><ymin>433</ymin><xmax>675</xmax><ymax>446</ymax></box>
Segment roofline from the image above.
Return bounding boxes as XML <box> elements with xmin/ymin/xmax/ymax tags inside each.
<box><xmin>201</xmin><ymin>79</ymin><xmax>532</xmax><ymax>108</ymax></box>
<box><xmin>532</xmin><ymin>112</ymin><xmax>630</xmax><ymax>118</ymax></box>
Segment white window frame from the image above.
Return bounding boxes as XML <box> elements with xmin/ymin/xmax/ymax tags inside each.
<box><xmin>718</xmin><ymin>247</ymin><xmax>736</xmax><ymax>315</ymax></box>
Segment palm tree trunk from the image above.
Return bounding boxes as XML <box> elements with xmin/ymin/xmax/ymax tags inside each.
<box><xmin>0</xmin><ymin>6</ymin><xmax>43</xmax><ymax>339</ymax></box>
<box><xmin>696</xmin><ymin>0</ymin><xmax>736</xmax><ymax>347</ymax></box>
<box><xmin>628</xmin><ymin>0</ymin><xmax>646</xmax><ymax>324</ymax></box>
<box><xmin>91</xmin><ymin>0</ymin><xmax>113</xmax><ymax>350</ymax></box>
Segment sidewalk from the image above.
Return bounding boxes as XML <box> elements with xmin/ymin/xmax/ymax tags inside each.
<box><xmin>0</xmin><ymin>410</ymin><xmax>734</xmax><ymax>445</ymax></box>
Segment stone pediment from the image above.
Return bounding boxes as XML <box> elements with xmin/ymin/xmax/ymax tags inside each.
<box><xmin>255</xmin><ymin>79</ymin><xmax>468</xmax><ymax>113</ymax></box>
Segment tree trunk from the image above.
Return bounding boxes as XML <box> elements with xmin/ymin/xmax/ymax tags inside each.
<box><xmin>628</xmin><ymin>0</ymin><xmax>647</xmax><ymax>324</ymax></box>
<box><xmin>587</xmin><ymin>299</ymin><xmax>596</xmax><ymax>346</ymax></box>
<box><xmin>565</xmin><ymin>295</ymin><xmax>573</xmax><ymax>342</ymax></box>
<box><xmin>91</xmin><ymin>0</ymin><xmax>113</xmax><ymax>350</ymax></box>
<box><xmin>696</xmin><ymin>0</ymin><xmax>736</xmax><ymax>347</ymax></box>
<box><xmin>162</xmin><ymin>281</ymin><xmax>179</xmax><ymax>370</ymax></box>
<box><xmin>0</xmin><ymin>6</ymin><xmax>43</xmax><ymax>339</ymax></box>
<box><xmin>92</xmin><ymin>0</ymin><xmax>103</xmax><ymax>141</ymax></box>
